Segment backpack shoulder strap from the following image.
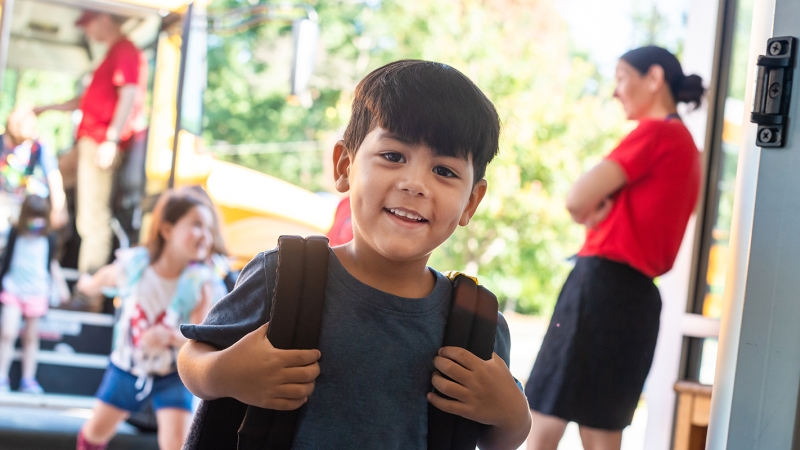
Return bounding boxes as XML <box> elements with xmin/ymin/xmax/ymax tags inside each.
<box><xmin>428</xmin><ymin>273</ymin><xmax>499</xmax><ymax>450</ymax></box>
<box><xmin>46</xmin><ymin>232</ymin><xmax>57</xmax><ymax>272</ymax></box>
<box><xmin>25</xmin><ymin>141</ymin><xmax>41</xmax><ymax>176</ymax></box>
<box><xmin>238</xmin><ymin>235</ymin><xmax>330</xmax><ymax>450</ymax></box>
<box><xmin>0</xmin><ymin>227</ymin><xmax>19</xmax><ymax>290</ymax></box>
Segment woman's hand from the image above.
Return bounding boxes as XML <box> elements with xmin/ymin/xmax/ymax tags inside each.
<box><xmin>583</xmin><ymin>198</ymin><xmax>615</xmax><ymax>229</ymax></box>
<box><xmin>565</xmin><ymin>160</ymin><xmax>626</xmax><ymax>225</ymax></box>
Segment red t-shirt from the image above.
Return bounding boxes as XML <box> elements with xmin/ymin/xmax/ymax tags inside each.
<box><xmin>326</xmin><ymin>197</ymin><xmax>353</xmax><ymax>246</ymax></box>
<box><xmin>578</xmin><ymin>118</ymin><xmax>701</xmax><ymax>278</ymax></box>
<box><xmin>77</xmin><ymin>39</ymin><xmax>148</xmax><ymax>145</ymax></box>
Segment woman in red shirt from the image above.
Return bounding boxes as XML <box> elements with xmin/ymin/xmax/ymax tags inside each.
<box><xmin>525</xmin><ymin>46</ymin><xmax>703</xmax><ymax>450</ymax></box>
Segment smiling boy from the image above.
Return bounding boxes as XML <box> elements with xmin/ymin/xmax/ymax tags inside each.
<box><xmin>177</xmin><ymin>60</ymin><xmax>531</xmax><ymax>449</ymax></box>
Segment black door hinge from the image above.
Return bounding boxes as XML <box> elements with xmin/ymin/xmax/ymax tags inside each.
<box><xmin>751</xmin><ymin>36</ymin><xmax>796</xmax><ymax>148</ymax></box>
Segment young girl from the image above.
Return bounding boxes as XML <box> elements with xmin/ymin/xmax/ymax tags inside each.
<box><xmin>0</xmin><ymin>194</ymin><xmax>69</xmax><ymax>393</ymax></box>
<box><xmin>75</xmin><ymin>190</ymin><xmax>224</xmax><ymax>450</ymax></box>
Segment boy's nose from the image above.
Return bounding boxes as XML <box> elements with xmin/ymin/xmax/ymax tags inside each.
<box><xmin>397</xmin><ymin>168</ymin><xmax>430</xmax><ymax>197</ymax></box>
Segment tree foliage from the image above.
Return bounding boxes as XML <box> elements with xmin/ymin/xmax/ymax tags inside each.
<box><xmin>204</xmin><ymin>0</ymin><xmax>628</xmax><ymax>314</ymax></box>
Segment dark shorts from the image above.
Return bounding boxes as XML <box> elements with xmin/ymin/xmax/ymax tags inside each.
<box><xmin>525</xmin><ymin>256</ymin><xmax>661</xmax><ymax>430</ymax></box>
<box><xmin>96</xmin><ymin>363</ymin><xmax>193</xmax><ymax>413</ymax></box>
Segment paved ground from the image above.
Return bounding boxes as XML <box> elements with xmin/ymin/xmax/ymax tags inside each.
<box><xmin>0</xmin><ymin>400</ymin><xmax>157</xmax><ymax>449</ymax></box>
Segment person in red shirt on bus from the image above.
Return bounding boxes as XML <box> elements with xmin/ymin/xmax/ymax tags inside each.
<box><xmin>35</xmin><ymin>10</ymin><xmax>147</xmax><ymax>276</ymax></box>
<box><xmin>524</xmin><ymin>46</ymin><xmax>703</xmax><ymax>450</ymax></box>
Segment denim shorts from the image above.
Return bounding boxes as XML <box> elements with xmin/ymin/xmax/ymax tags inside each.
<box><xmin>95</xmin><ymin>363</ymin><xmax>193</xmax><ymax>413</ymax></box>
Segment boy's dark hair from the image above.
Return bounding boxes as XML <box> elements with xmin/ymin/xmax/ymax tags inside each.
<box><xmin>146</xmin><ymin>189</ymin><xmax>209</xmax><ymax>262</ymax></box>
<box><xmin>17</xmin><ymin>195</ymin><xmax>51</xmax><ymax>236</ymax></box>
<box><xmin>343</xmin><ymin>60</ymin><xmax>500</xmax><ymax>182</ymax></box>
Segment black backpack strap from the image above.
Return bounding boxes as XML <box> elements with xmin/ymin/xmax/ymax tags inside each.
<box><xmin>0</xmin><ymin>227</ymin><xmax>18</xmax><ymax>292</ymax></box>
<box><xmin>428</xmin><ymin>274</ymin><xmax>499</xmax><ymax>450</ymax></box>
<box><xmin>238</xmin><ymin>235</ymin><xmax>330</xmax><ymax>450</ymax></box>
<box><xmin>46</xmin><ymin>232</ymin><xmax>57</xmax><ymax>272</ymax></box>
<box><xmin>186</xmin><ymin>397</ymin><xmax>249</xmax><ymax>450</ymax></box>
<box><xmin>185</xmin><ymin>237</ymin><xmax>328</xmax><ymax>450</ymax></box>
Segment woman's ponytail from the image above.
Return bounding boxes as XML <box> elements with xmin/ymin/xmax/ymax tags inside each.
<box><xmin>675</xmin><ymin>74</ymin><xmax>705</xmax><ymax>110</ymax></box>
<box><xmin>620</xmin><ymin>46</ymin><xmax>706</xmax><ymax>110</ymax></box>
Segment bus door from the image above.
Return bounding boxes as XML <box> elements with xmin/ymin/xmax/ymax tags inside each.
<box><xmin>0</xmin><ymin>0</ymin><xmax>182</xmax><ymax>400</ymax></box>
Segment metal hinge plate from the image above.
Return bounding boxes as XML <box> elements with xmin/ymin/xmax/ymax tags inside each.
<box><xmin>751</xmin><ymin>36</ymin><xmax>796</xmax><ymax>148</ymax></box>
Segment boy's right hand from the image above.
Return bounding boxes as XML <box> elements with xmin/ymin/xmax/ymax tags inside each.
<box><xmin>217</xmin><ymin>322</ymin><xmax>321</xmax><ymax>410</ymax></box>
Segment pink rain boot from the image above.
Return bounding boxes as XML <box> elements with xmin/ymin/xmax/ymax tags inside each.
<box><xmin>76</xmin><ymin>429</ymin><xmax>107</xmax><ymax>450</ymax></box>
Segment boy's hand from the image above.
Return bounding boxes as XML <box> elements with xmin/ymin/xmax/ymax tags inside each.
<box><xmin>217</xmin><ymin>322</ymin><xmax>322</xmax><ymax>410</ymax></box>
<box><xmin>427</xmin><ymin>347</ymin><xmax>530</xmax><ymax>438</ymax></box>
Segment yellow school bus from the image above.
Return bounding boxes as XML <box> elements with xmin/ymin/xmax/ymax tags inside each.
<box><xmin>0</xmin><ymin>0</ymin><xmax>335</xmax><ymax>270</ymax></box>
<box><xmin>0</xmin><ymin>0</ymin><xmax>333</xmax><ymax>408</ymax></box>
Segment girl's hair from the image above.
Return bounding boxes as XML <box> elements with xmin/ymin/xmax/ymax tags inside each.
<box><xmin>620</xmin><ymin>46</ymin><xmax>706</xmax><ymax>109</ymax></box>
<box><xmin>17</xmin><ymin>195</ymin><xmax>51</xmax><ymax>236</ymax></box>
<box><xmin>180</xmin><ymin>185</ymin><xmax>228</xmax><ymax>256</ymax></box>
<box><xmin>146</xmin><ymin>190</ymin><xmax>210</xmax><ymax>261</ymax></box>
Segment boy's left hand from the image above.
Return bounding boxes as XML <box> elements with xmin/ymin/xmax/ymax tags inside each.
<box><xmin>428</xmin><ymin>347</ymin><xmax>529</xmax><ymax>430</ymax></box>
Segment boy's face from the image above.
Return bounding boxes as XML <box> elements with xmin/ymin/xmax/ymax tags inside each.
<box><xmin>333</xmin><ymin>127</ymin><xmax>487</xmax><ymax>263</ymax></box>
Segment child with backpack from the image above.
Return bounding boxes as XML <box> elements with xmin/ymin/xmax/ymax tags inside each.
<box><xmin>0</xmin><ymin>194</ymin><xmax>69</xmax><ymax>393</ymax></box>
<box><xmin>177</xmin><ymin>60</ymin><xmax>532</xmax><ymax>449</ymax></box>
<box><xmin>0</xmin><ymin>108</ymin><xmax>68</xmax><ymax>247</ymax></box>
<box><xmin>74</xmin><ymin>190</ymin><xmax>226</xmax><ymax>450</ymax></box>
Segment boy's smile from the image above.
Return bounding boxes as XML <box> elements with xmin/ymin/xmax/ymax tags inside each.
<box><xmin>333</xmin><ymin>127</ymin><xmax>487</xmax><ymax>283</ymax></box>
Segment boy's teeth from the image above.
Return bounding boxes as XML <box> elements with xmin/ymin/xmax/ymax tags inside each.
<box><xmin>389</xmin><ymin>208</ymin><xmax>424</xmax><ymax>221</ymax></box>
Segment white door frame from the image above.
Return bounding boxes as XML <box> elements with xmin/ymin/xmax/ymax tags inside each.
<box><xmin>707</xmin><ymin>0</ymin><xmax>800</xmax><ymax>446</ymax></box>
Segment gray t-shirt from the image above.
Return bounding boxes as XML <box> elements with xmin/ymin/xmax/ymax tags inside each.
<box><xmin>3</xmin><ymin>234</ymin><xmax>50</xmax><ymax>297</ymax></box>
<box><xmin>181</xmin><ymin>248</ymin><xmax>512</xmax><ymax>449</ymax></box>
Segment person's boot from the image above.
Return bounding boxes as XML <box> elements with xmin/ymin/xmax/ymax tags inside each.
<box><xmin>76</xmin><ymin>429</ymin><xmax>107</xmax><ymax>450</ymax></box>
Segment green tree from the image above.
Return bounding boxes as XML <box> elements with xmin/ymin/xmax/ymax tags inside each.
<box><xmin>204</xmin><ymin>0</ymin><xmax>627</xmax><ymax>314</ymax></box>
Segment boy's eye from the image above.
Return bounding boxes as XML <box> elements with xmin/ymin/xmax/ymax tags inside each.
<box><xmin>381</xmin><ymin>152</ymin><xmax>405</xmax><ymax>163</ymax></box>
<box><xmin>433</xmin><ymin>166</ymin><xmax>457</xmax><ymax>178</ymax></box>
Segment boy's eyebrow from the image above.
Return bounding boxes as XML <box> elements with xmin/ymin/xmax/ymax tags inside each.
<box><xmin>377</xmin><ymin>131</ymin><xmax>415</xmax><ymax>145</ymax></box>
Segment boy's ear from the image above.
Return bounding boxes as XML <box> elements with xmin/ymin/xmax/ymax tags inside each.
<box><xmin>459</xmin><ymin>179</ymin><xmax>488</xmax><ymax>227</ymax></box>
<box><xmin>333</xmin><ymin>140</ymin><xmax>351</xmax><ymax>193</ymax></box>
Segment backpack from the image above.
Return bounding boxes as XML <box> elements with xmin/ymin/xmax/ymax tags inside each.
<box><xmin>0</xmin><ymin>139</ymin><xmax>46</xmax><ymax>195</ymax></box>
<box><xmin>184</xmin><ymin>235</ymin><xmax>499</xmax><ymax>450</ymax></box>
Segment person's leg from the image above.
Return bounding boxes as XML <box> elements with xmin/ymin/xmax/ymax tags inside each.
<box><xmin>151</xmin><ymin>373</ymin><xmax>194</xmax><ymax>450</ymax></box>
<box><xmin>75</xmin><ymin>137</ymin><xmax>114</xmax><ymax>274</ymax></box>
<box><xmin>578</xmin><ymin>425</ymin><xmax>623</xmax><ymax>450</ymax></box>
<box><xmin>526</xmin><ymin>409</ymin><xmax>568</xmax><ymax>450</ymax></box>
<box><xmin>78</xmin><ymin>400</ymin><xmax>129</xmax><ymax>448</ymax></box>
<box><xmin>0</xmin><ymin>301</ymin><xmax>22</xmax><ymax>384</ymax></box>
<box><xmin>155</xmin><ymin>407</ymin><xmax>192</xmax><ymax>450</ymax></box>
<box><xmin>18</xmin><ymin>313</ymin><xmax>45</xmax><ymax>394</ymax></box>
<box><xmin>20</xmin><ymin>316</ymin><xmax>40</xmax><ymax>380</ymax></box>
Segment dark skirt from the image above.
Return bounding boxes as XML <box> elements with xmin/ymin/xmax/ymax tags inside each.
<box><xmin>525</xmin><ymin>256</ymin><xmax>661</xmax><ymax>430</ymax></box>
